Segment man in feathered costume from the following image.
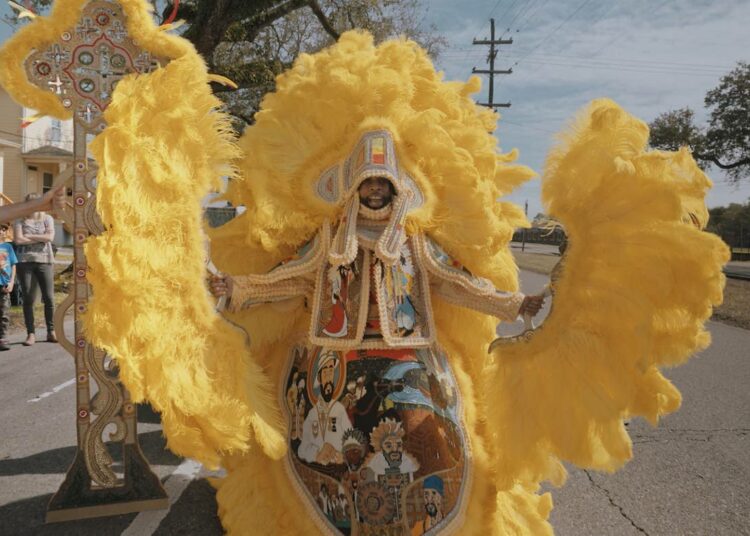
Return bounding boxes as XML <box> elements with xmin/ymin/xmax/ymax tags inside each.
<box><xmin>207</xmin><ymin>125</ymin><xmax>545</xmax><ymax>532</ymax></box>
<box><xmin>0</xmin><ymin>2</ymin><xmax>729</xmax><ymax>534</ymax></box>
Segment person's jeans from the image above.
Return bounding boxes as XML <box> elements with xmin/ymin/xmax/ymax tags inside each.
<box><xmin>17</xmin><ymin>262</ymin><xmax>55</xmax><ymax>335</ymax></box>
<box><xmin>0</xmin><ymin>291</ymin><xmax>9</xmax><ymax>340</ymax></box>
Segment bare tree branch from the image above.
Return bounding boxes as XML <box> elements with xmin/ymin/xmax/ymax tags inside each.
<box><xmin>184</xmin><ymin>0</ymin><xmax>309</xmax><ymax>60</ymax></box>
<box><xmin>248</xmin><ymin>0</ymin><xmax>310</xmax><ymax>40</ymax></box>
<box><xmin>693</xmin><ymin>152</ymin><xmax>750</xmax><ymax>170</ymax></box>
<box><xmin>307</xmin><ymin>0</ymin><xmax>340</xmax><ymax>40</ymax></box>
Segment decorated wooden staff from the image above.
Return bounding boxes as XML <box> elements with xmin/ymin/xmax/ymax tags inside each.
<box><xmin>0</xmin><ymin>0</ymin><xmax>197</xmax><ymax>521</ymax></box>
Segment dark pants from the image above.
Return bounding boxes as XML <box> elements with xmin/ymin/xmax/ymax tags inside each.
<box><xmin>0</xmin><ymin>291</ymin><xmax>9</xmax><ymax>340</ymax></box>
<box><xmin>17</xmin><ymin>262</ymin><xmax>55</xmax><ymax>335</ymax></box>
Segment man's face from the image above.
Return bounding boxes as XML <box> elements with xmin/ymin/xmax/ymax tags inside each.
<box><xmin>358</xmin><ymin>177</ymin><xmax>393</xmax><ymax>209</ymax></box>
<box><xmin>423</xmin><ymin>488</ymin><xmax>442</xmax><ymax>517</ymax></box>
<box><xmin>382</xmin><ymin>435</ymin><xmax>403</xmax><ymax>467</ymax></box>
<box><xmin>344</xmin><ymin>445</ymin><xmax>363</xmax><ymax>468</ymax></box>
<box><xmin>319</xmin><ymin>360</ymin><xmax>336</xmax><ymax>402</ymax></box>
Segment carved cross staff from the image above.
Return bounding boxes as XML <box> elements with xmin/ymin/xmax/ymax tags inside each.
<box><xmin>13</xmin><ymin>0</ymin><xmax>169</xmax><ymax>522</ymax></box>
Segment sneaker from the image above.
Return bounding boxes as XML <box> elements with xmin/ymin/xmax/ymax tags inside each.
<box><xmin>22</xmin><ymin>334</ymin><xmax>35</xmax><ymax>346</ymax></box>
<box><xmin>0</xmin><ymin>339</ymin><xmax>10</xmax><ymax>351</ymax></box>
<box><xmin>47</xmin><ymin>331</ymin><xmax>58</xmax><ymax>343</ymax></box>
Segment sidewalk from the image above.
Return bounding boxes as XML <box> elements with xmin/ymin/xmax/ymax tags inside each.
<box><xmin>54</xmin><ymin>245</ymin><xmax>73</xmax><ymax>265</ymax></box>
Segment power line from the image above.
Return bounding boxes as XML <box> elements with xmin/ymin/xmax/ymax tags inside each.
<box><xmin>440</xmin><ymin>50</ymin><xmax>732</xmax><ymax>73</ymax></box>
<box><xmin>0</xmin><ymin>15</ymin><xmax>17</xmax><ymax>31</ymax></box>
<box><xmin>516</xmin><ymin>0</ymin><xmax>553</xmax><ymax>34</ymax></box>
<box><xmin>501</xmin><ymin>0</ymin><xmax>538</xmax><ymax>38</ymax></box>
<box><xmin>501</xmin><ymin>119</ymin><xmax>557</xmax><ymax>134</ymax></box>
<box><xmin>511</xmin><ymin>0</ymin><xmax>597</xmax><ymax>69</ymax></box>
<box><xmin>487</xmin><ymin>0</ymin><xmax>504</xmax><ymax>18</ymax></box>
<box><xmin>456</xmin><ymin>0</ymin><xmax>510</xmax><ymax>69</ymax></box>
<box><xmin>496</xmin><ymin>0</ymin><xmax>523</xmax><ymax>29</ymax></box>
<box><xmin>504</xmin><ymin>57</ymin><xmax>725</xmax><ymax>77</ymax></box>
<box><xmin>579</xmin><ymin>0</ymin><xmax>621</xmax><ymax>32</ymax></box>
<box><xmin>0</xmin><ymin>127</ymin><xmax>71</xmax><ymax>145</ymax></box>
<box><xmin>592</xmin><ymin>0</ymin><xmax>676</xmax><ymax>57</ymax></box>
<box><xmin>502</xmin><ymin>53</ymin><xmax>729</xmax><ymax>73</ymax></box>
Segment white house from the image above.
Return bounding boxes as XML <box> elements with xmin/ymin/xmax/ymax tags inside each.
<box><xmin>1</xmin><ymin>86</ymin><xmax>74</xmax><ymax>244</ymax></box>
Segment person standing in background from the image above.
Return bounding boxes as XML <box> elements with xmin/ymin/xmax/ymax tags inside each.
<box><xmin>0</xmin><ymin>223</ymin><xmax>18</xmax><ymax>351</ymax></box>
<box><xmin>13</xmin><ymin>193</ymin><xmax>57</xmax><ymax>346</ymax></box>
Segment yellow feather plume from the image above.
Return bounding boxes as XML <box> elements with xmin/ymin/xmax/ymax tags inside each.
<box><xmin>486</xmin><ymin>99</ymin><xmax>729</xmax><ymax>492</ymax></box>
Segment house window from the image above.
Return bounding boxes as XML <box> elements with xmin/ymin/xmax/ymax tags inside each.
<box><xmin>43</xmin><ymin>172</ymin><xmax>54</xmax><ymax>193</ymax></box>
<box><xmin>50</xmin><ymin>119</ymin><xmax>62</xmax><ymax>143</ymax></box>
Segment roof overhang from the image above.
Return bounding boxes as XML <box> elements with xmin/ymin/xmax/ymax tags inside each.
<box><xmin>0</xmin><ymin>138</ymin><xmax>21</xmax><ymax>149</ymax></box>
<box><xmin>22</xmin><ymin>145</ymin><xmax>74</xmax><ymax>164</ymax></box>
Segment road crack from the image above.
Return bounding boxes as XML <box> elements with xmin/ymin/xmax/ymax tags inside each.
<box><xmin>631</xmin><ymin>428</ymin><xmax>749</xmax><ymax>444</ymax></box>
<box><xmin>583</xmin><ymin>470</ymin><xmax>649</xmax><ymax>535</ymax></box>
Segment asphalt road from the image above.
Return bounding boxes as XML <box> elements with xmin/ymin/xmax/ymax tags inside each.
<box><xmin>1</xmin><ymin>270</ymin><xmax>748</xmax><ymax>535</ymax></box>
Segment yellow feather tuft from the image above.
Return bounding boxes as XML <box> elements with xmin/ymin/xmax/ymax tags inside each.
<box><xmin>158</xmin><ymin>18</ymin><xmax>186</xmax><ymax>32</ymax></box>
<box><xmin>207</xmin><ymin>73</ymin><xmax>238</xmax><ymax>89</ymax></box>
<box><xmin>0</xmin><ymin>0</ymin><xmax>202</xmax><ymax>119</ymax></box>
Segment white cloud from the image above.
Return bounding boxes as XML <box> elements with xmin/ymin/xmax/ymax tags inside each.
<box><xmin>432</xmin><ymin>0</ymin><xmax>750</xmax><ymax>216</ymax></box>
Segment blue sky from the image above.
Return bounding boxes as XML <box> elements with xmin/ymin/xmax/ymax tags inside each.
<box><xmin>426</xmin><ymin>0</ymin><xmax>750</xmax><ymax>216</ymax></box>
<box><xmin>2</xmin><ymin>1</ymin><xmax>748</xmax><ymax>217</ymax></box>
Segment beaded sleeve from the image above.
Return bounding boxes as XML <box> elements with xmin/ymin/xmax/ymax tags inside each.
<box><xmin>228</xmin><ymin>276</ymin><xmax>315</xmax><ymax>312</ymax></box>
<box><xmin>416</xmin><ymin>234</ymin><xmax>524</xmax><ymax>321</ymax></box>
<box><xmin>226</xmin><ymin>224</ymin><xmax>329</xmax><ymax>312</ymax></box>
<box><xmin>430</xmin><ymin>279</ymin><xmax>524</xmax><ymax>321</ymax></box>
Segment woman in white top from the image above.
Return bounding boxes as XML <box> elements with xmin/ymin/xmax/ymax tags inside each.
<box><xmin>13</xmin><ymin>192</ymin><xmax>57</xmax><ymax>346</ymax></box>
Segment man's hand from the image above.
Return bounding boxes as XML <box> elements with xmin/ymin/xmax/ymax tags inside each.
<box><xmin>40</xmin><ymin>183</ymin><xmax>67</xmax><ymax>214</ymax></box>
<box><xmin>519</xmin><ymin>294</ymin><xmax>545</xmax><ymax>317</ymax></box>
<box><xmin>1</xmin><ymin>285</ymin><xmax>11</xmax><ymax>294</ymax></box>
<box><xmin>208</xmin><ymin>274</ymin><xmax>233</xmax><ymax>298</ymax></box>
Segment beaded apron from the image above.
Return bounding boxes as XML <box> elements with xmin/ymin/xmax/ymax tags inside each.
<box><xmin>282</xmin><ymin>339</ymin><xmax>469</xmax><ymax>536</ymax></box>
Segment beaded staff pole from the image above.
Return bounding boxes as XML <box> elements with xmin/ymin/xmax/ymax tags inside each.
<box><xmin>22</xmin><ymin>0</ymin><xmax>168</xmax><ymax>522</ymax></box>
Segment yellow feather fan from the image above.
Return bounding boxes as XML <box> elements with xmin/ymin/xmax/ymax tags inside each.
<box><xmin>487</xmin><ymin>100</ymin><xmax>730</xmax><ymax>492</ymax></box>
<box><xmin>83</xmin><ymin>52</ymin><xmax>286</xmax><ymax>467</ymax></box>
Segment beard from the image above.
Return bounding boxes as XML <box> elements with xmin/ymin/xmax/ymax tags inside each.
<box><xmin>385</xmin><ymin>450</ymin><xmax>402</xmax><ymax>467</ymax></box>
<box><xmin>426</xmin><ymin>503</ymin><xmax>438</xmax><ymax>518</ymax></box>
<box><xmin>321</xmin><ymin>381</ymin><xmax>335</xmax><ymax>402</ymax></box>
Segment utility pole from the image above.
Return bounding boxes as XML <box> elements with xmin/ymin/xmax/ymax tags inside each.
<box><xmin>473</xmin><ymin>18</ymin><xmax>513</xmax><ymax>108</ymax></box>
